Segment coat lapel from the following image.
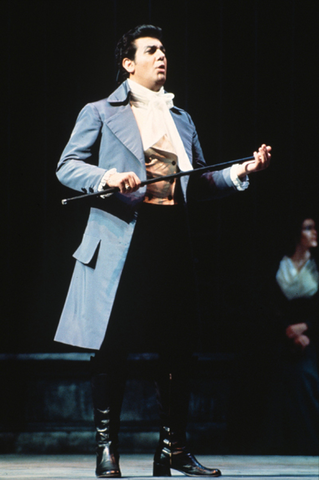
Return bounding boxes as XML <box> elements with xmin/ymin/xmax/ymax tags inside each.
<box><xmin>105</xmin><ymin>82</ymin><xmax>145</xmax><ymax>165</ymax></box>
<box><xmin>170</xmin><ymin>109</ymin><xmax>194</xmax><ymax>166</ymax></box>
<box><xmin>105</xmin><ymin>104</ymin><xmax>145</xmax><ymax>164</ymax></box>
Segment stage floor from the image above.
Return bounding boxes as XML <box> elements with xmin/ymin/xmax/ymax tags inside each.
<box><xmin>0</xmin><ymin>454</ymin><xmax>318</xmax><ymax>479</ymax></box>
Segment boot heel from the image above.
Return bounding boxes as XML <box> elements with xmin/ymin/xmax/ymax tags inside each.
<box><xmin>153</xmin><ymin>462</ymin><xmax>171</xmax><ymax>477</ymax></box>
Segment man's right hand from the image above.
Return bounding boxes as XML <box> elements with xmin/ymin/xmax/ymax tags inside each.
<box><xmin>107</xmin><ymin>171</ymin><xmax>142</xmax><ymax>194</ymax></box>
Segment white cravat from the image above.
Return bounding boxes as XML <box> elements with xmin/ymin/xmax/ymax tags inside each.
<box><xmin>128</xmin><ymin>79</ymin><xmax>193</xmax><ymax>172</ymax></box>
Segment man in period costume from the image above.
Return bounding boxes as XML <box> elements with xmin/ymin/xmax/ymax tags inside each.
<box><xmin>55</xmin><ymin>24</ymin><xmax>271</xmax><ymax>478</ymax></box>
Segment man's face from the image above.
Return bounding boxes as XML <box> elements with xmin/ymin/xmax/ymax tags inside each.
<box><xmin>123</xmin><ymin>37</ymin><xmax>167</xmax><ymax>91</ymax></box>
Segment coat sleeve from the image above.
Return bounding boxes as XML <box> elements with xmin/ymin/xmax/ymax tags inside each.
<box><xmin>56</xmin><ymin>103</ymin><xmax>108</xmax><ymax>194</ymax></box>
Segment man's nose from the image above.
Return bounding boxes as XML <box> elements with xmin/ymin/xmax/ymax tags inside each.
<box><xmin>157</xmin><ymin>49</ymin><xmax>165</xmax><ymax>59</ymax></box>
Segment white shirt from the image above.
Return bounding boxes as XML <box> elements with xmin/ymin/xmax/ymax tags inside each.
<box><xmin>276</xmin><ymin>256</ymin><xmax>319</xmax><ymax>300</ymax></box>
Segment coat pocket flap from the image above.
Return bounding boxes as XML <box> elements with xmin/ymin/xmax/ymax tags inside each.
<box><xmin>73</xmin><ymin>234</ymin><xmax>101</xmax><ymax>265</ymax></box>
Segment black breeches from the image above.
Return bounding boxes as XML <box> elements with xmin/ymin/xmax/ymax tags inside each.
<box><xmin>92</xmin><ymin>202</ymin><xmax>197</xmax><ymax>377</ymax></box>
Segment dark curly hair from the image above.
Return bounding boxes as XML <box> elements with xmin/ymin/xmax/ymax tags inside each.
<box><xmin>115</xmin><ymin>24</ymin><xmax>162</xmax><ymax>84</ymax></box>
<box><xmin>284</xmin><ymin>211</ymin><xmax>318</xmax><ymax>257</ymax></box>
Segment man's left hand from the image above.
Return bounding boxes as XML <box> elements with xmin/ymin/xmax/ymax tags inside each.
<box><xmin>237</xmin><ymin>144</ymin><xmax>272</xmax><ymax>178</ymax></box>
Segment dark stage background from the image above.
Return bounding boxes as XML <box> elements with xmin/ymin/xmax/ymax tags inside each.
<box><xmin>2</xmin><ymin>0</ymin><xmax>319</xmax><ymax>456</ymax></box>
<box><xmin>3</xmin><ymin>0</ymin><xmax>318</xmax><ymax>354</ymax></box>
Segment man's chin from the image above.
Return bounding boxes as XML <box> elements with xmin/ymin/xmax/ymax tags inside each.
<box><xmin>156</xmin><ymin>74</ymin><xmax>166</xmax><ymax>86</ymax></box>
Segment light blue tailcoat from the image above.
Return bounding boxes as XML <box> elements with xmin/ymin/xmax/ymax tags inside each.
<box><xmin>54</xmin><ymin>81</ymin><xmax>237</xmax><ymax>350</ymax></box>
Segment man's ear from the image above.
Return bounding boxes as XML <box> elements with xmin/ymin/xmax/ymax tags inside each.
<box><xmin>122</xmin><ymin>58</ymin><xmax>135</xmax><ymax>74</ymax></box>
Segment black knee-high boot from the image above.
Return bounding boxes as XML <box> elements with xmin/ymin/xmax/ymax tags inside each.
<box><xmin>153</xmin><ymin>371</ymin><xmax>221</xmax><ymax>477</ymax></box>
<box><xmin>91</xmin><ymin>373</ymin><xmax>124</xmax><ymax>478</ymax></box>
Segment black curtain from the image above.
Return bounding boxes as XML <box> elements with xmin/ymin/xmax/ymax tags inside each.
<box><xmin>2</xmin><ymin>0</ymin><xmax>318</xmax><ymax>353</ymax></box>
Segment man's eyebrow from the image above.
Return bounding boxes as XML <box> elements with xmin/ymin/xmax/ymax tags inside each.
<box><xmin>144</xmin><ymin>44</ymin><xmax>166</xmax><ymax>51</ymax></box>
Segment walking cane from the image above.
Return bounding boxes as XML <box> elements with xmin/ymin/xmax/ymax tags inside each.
<box><xmin>61</xmin><ymin>155</ymin><xmax>254</xmax><ymax>205</ymax></box>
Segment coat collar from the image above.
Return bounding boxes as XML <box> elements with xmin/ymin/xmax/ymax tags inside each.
<box><xmin>107</xmin><ymin>80</ymin><xmax>131</xmax><ymax>104</ymax></box>
<box><xmin>107</xmin><ymin>80</ymin><xmax>181</xmax><ymax>111</ymax></box>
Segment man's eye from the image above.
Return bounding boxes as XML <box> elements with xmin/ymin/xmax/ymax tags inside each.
<box><xmin>146</xmin><ymin>46</ymin><xmax>166</xmax><ymax>55</ymax></box>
